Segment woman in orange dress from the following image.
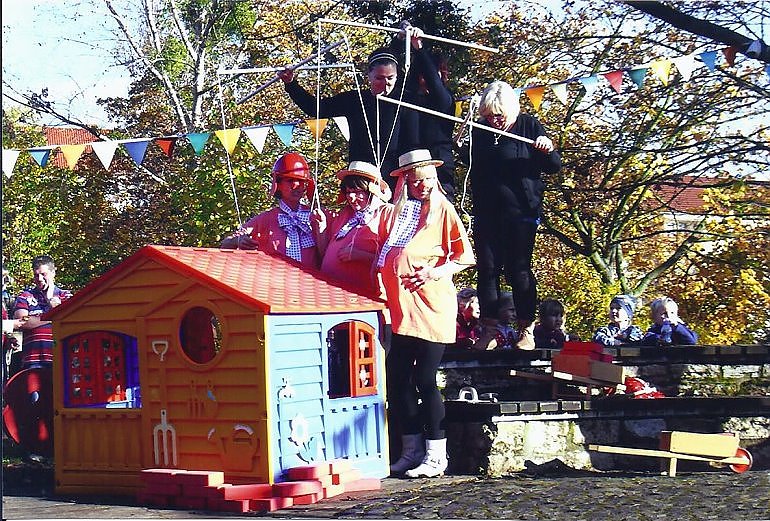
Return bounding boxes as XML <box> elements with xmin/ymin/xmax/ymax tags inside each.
<box><xmin>314</xmin><ymin>161</ymin><xmax>392</xmax><ymax>299</ymax></box>
<box><xmin>377</xmin><ymin>149</ymin><xmax>475</xmax><ymax>478</ymax></box>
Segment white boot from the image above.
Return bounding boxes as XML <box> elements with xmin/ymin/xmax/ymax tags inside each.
<box><xmin>390</xmin><ymin>434</ymin><xmax>425</xmax><ymax>475</ymax></box>
<box><xmin>516</xmin><ymin>321</ymin><xmax>536</xmax><ymax>351</ymax></box>
<box><xmin>405</xmin><ymin>438</ymin><xmax>447</xmax><ymax>478</ymax></box>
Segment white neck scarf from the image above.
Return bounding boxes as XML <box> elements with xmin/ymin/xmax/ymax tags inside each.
<box><xmin>377</xmin><ymin>199</ymin><xmax>422</xmax><ymax>268</ymax></box>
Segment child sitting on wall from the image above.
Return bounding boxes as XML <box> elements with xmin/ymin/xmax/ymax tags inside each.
<box><xmin>475</xmin><ymin>292</ymin><xmax>517</xmax><ymax>350</ymax></box>
<box><xmin>455</xmin><ymin>287</ymin><xmax>482</xmax><ymax>349</ymax></box>
<box><xmin>642</xmin><ymin>296</ymin><xmax>698</xmax><ymax>346</ymax></box>
<box><xmin>533</xmin><ymin>299</ymin><xmax>579</xmax><ymax>349</ymax></box>
<box><xmin>592</xmin><ymin>294</ymin><xmax>644</xmax><ymax>346</ymax></box>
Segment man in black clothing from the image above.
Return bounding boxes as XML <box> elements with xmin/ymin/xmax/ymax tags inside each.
<box><xmin>279</xmin><ymin>47</ymin><xmax>414</xmax><ymax>197</ymax></box>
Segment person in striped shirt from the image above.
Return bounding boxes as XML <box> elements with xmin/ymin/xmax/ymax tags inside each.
<box><xmin>13</xmin><ymin>255</ymin><xmax>72</xmax><ymax>368</ymax></box>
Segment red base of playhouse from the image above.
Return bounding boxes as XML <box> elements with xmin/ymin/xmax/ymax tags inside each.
<box><xmin>137</xmin><ymin>461</ymin><xmax>381</xmax><ymax>513</ymax></box>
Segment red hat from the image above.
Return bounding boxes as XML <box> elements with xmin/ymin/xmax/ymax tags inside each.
<box><xmin>270</xmin><ymin>152</ymin><xmax>314</xmax><ymax>198</ymax></box>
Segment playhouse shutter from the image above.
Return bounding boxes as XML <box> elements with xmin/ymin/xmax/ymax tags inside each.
<box><xmin>348</xmin><ymin>321</ymin><xmax>376</xmax><ymax>397</ymax></box>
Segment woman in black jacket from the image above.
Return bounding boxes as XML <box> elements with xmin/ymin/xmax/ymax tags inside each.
<box><xmin>456</xmin><ymin>80</ymin><xmax>561</xmax><ymax>350</ymax></box>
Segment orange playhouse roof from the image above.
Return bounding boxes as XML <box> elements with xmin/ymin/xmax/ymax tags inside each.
<box><xmin>48</xmin><ymin>245</ymin><xmax>386</xmax><ymax>317</ymax></box>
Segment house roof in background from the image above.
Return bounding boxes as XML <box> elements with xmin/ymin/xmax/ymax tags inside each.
<box><xmin>652</xmin><ymin>176</ymin><xmax>714</xmax><ymax>212</ymax></box>
<box><xmin>43</xmin><ymin>126</ymin><xmax>98</xmax><ymax>169</ymax></box>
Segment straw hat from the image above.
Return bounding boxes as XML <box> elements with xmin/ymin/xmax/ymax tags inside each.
<box><xmin>336</xmin><ymin>161</ymin><xmax>391</xmax><ymax>202</ymax></box>
<box><xmin>389</xmin><ymin>149</ymin><xmax>444</xmax><ymax>177</ymax></box>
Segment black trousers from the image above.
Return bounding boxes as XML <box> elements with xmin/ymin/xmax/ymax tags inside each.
<box><xmin>474</xmin><ymin>217</ymin><xmax>538</xmax><ymax>323</ymax></box>
<box><xmin>386</xmin><ymin>334</ymin><xmax>446</xmax><ymax>440</ymax></box>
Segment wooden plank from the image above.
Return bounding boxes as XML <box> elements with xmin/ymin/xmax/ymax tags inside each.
<box><xmin>510</xmin><ymin>369</ymin><xmax>555</xmax><ymax>382</ymax></box>
<box><xmin>587</xmin><ymin>444</ymin><xmax>749</xmax><ymax>464</ymax></box>
<box><xmin>552</xmin><ymin>371</ymin><xmax>627</xmax><ymax>392</ymax></box>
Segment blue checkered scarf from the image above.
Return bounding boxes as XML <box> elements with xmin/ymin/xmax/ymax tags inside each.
<box><xmin>277</xmin><ymin>200</ymin><xmax>315</xmax><ymax>262</ymax></box>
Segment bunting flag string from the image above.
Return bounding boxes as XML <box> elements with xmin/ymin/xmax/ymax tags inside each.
<box><xmin>2</xmin><ymin>42</ymin><xmax>765</xmax><ymax>178</ymax></box>
<box><xmin>508</xmin><ymin>44</ymin><xmax>765</xmax><ymax>112</ymax></box>
<box><xmin>1</xmin><ymin>116</ymin><xmax>350</xmax><ymax>178</ymax></box>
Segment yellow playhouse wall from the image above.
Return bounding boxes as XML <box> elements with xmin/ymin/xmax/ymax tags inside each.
<box><xmin>53</xmin><ymin>258</ymin><xmax>271</xmax><ymax>495</ymax></box>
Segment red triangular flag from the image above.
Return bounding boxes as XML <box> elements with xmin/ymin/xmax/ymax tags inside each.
<box><xmin>156</xmin><ymin>138</ymin><xmax>177</xmax><ymax>158</ymax></box>
<box><xmin>603</xmin><ymin>70</ymin><xmax>623</xmax><ymax>93</ymax></box>
<box><xmin>723</xmin><ymin>46</ymin><xmax>738</xmax><ymax>66</ymax></box>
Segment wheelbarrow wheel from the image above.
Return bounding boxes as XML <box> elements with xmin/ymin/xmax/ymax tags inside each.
<box><xmin>729</xmin><ymin>447</ymin><xmax>753</xmax><ymax>474</ymax></box>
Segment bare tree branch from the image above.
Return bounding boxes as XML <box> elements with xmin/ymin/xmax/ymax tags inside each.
<box><xmin>623</xmin><ymin>1</ymin><xmax>770</xmax><ymax>64</ymax></box>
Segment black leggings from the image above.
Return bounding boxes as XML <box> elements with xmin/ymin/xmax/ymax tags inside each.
<box><xmin>474</xmin><ymin>218</ymin><xmax>538</xmax><ymax>323</ymax></box>
<box><xmin>386</xmin><ymin>334</ymin><xmax>446</xmax><ymax>440</ymax></box>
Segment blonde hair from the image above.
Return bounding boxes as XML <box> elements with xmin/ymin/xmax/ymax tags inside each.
<box><xmin>650</xmin><ymin>296</ymin><xmax>678</xmax><ymax>316</ymax></box>
<box><xmin>393</xmin><ymin>165</ymin><xmax>443</xmax><ymax>226</ymax></box>
<box><xmin>477</xmin><ymin>80</ymin><xmax>520</xmax><ymax>128</ymax></box>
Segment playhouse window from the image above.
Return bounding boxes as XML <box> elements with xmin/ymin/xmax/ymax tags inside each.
<box><xmin>327</xmin><ymin>321</ymin><xmax>377</xmax><ymax>398</ymax></box>
<box><xmin>179</xmin><ymin>306</ymin><xmax>222</xmax><ymax>364</ymax></box>
<box><xmin>62</xmin><ymin>331</ymin><xmax>140</xmax><ymax>408</ymax></box>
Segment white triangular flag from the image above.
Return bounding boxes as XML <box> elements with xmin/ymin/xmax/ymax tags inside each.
<box><xmin>672</xmin><ymin>54</ymin><xmax>699</xmax><ymax>82</ymax></box>
<box><xmin>2</xmin><ymin>149</ymin><xmax>20</xmax><ymax>177</ymax></box>
<box><xmin>91</xmin><ymin>141</ymin><xmax>119</xmax><ymax>170</ymax></box>
<box><xmin>550</xmin><ymin>83</ymin><xmax>569</xmax><ymax>105</ymax></box>
<box><xmin>333</xmin><ymin>116</ymin><xmax>350</xmax><ymax>141</ymax></box>
<box><xmin>242</xmin><ymin>126</ymin><xmax>270</xmax><ymax>154</ymax></box>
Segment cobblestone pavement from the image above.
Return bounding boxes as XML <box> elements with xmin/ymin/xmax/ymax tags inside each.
<box><xmin>3</xmin><ymin>469</ymin><xmax>770</xmax><ymax>520</ymax></box>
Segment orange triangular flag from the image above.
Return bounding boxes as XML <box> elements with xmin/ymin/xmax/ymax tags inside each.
<box><xmin>650</xmin><ymin>59</ymin><xmax>672</xmax><ymax>86</ymax></box>
<box><xmin>603</xmin><ymin>70</ymin><xmax>623</xmax><ymax>93</ymax></box>
<box><xmin>525</xmin><ymin>86</ymin><xmax>545</xmax><ymax>110</ymax></box>
<box><xmin>155</xmin><ymin>138</ymin><xmax>177</xmax><ymax>158</ymax></box>
<box><xmin>59</xmin><ymin>144</ymin><xmax>87</xmax><ymax>169</ymax></box>
<box><xmin>305</xmin><ymin>119</ymin><xmax>328</xmax><ymax>140</ymax></box>
<box><xmin>723</xmin><ymin>46</ymin><xmax>738</xmax><ymax>66</ymax></box>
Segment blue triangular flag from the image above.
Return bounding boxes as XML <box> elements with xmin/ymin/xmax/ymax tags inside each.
<box><xmin>579</xmin><ymin>75</ymin><xmax>599</xmax><ymax>94</ymax></box>
<box><xmin>121</xmin><ymin>139</ymin><xmax>151</xmax><ymax>166</ymax></box>
<box><xmin>699</xmin><ymin>50</ymin><xmax>717</xmax><ymax>71</ymax></box>
<box><xmin>765</xmin><ymin>64</ymin><xmax>770</xmax><ymax>81</ymax></box>
<box><xmin>187</xmin><ymin>132</ymin><xmax>211</xmax><ymax>155</ymax></box>
<box><xmin>628</xmin><ymin>68</ymin><xmax>648</xmax><ymax>88</ymax></box>
<box><xmin>28</xmin><ymin>148</ymin><xmax>53</xmax><ymax>167</ymax></box>
<box><xmin>272</xmin><ymin>123</ymin><xmax>296</xmax><ymax>147</ymax></box>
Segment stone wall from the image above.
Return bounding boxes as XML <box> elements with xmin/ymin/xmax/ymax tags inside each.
<box><xmin>446</xmin><ymin>415</ymin><xmax>770</xmax><ymax>477</ymax></box>
<box><xmin>439</xmin><ymin>345</ymin><xmax>770</xmax><ymax>477</ymax></box>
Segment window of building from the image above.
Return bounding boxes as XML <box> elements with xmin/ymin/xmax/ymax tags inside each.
<box><xmin>179</xmin><ymin>306</ymin><xmax>222</xmax><ymax>364</ymax></box>
<box><xmin>327</xmin><ymin>320</ymin><xmax>377</xmax><ymax>398</ymax></box>
<box><xmin>63</xmin><ymin>331</ymin><xmax>140</xmax><ymax>408</ymax></box>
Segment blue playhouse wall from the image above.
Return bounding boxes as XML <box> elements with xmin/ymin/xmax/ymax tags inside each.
<box><xmin>266</xmin><ymin>311</ymin><xmax>389</xmax><ymax>482</ymax></box>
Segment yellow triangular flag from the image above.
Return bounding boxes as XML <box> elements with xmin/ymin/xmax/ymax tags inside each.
<box><xmin>550</xmin><ymin>83</ymin><xmax>568</xmax><ymax>105</ymax></box>
<box><xmin>59</xmin><ymin>144</ymin><xmax>87</xmax><ymax>169</ymax></box>
<box><xmin>650</xmin><ymin>59</ymin><xmax>672</xmax><ymax>86</ymax></box>
<box><xmin>525</xmin><ymin>86</ymin><xmax>545</xmax><ymax>111</ymax></box>
<box><xmin>305</xmin><ymin>119</ymin><xmax>328</xmax><ymax>140</ymax></box>
<box><xmin>455</xmin><ymin>101</ymin><xmax>463</xmax><ymax>117</ymax></box>
<box><xmin>214</xmin><ymin>128</ymin><xmax>241</xmax><ymax>155</ymax></box>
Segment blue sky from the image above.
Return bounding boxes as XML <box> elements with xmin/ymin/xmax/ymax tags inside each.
<box><xmin>1</xmin><ymin>0</ymin><xmax>553</xmax><ymax>128</ymax></box>
<box><xmin>2</xmin><ymin>0</ymin><xmax>133</xmax><ymax>127</ymax></box>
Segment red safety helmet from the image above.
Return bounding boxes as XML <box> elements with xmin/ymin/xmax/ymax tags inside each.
<box><xmin>270</xmin><ymin>152</ymin><xmax>315</xmax><ymax>198</ymax></box>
